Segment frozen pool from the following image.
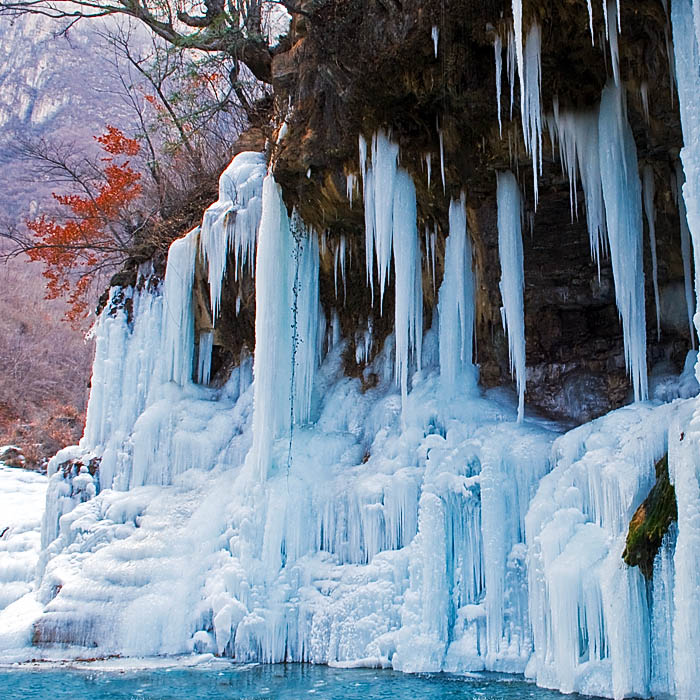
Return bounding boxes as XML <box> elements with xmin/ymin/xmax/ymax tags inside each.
<box><xmin>0</xmin><ymin>661</ymin><xmax>603</xmax><ymax>699</ymax></box>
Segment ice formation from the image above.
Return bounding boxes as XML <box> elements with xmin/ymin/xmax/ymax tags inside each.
<box><xmin>438</xmin><ymin>194</ymin><xmax>475</xmax><ymax>392</ymax></box>
<box><xmin>199</xmin><ymin>152</ymin><xmax>266</xmax><ymax>321</ymax></box>
<box><xmin>5</xmin><ymin>4</ymin><xmax>700</xmax><ymax>698</ymax></box>
<box><xmin>360</xmin><ymin>132</ymin><xmax>423</xmax><ymax>403</ymax></box>
<box><xmin>497</xmin><ymin>172</ymin><xmax>526</xmax><ymax>422</ymax></box>
<box><xmin>598</xmin><ymin>82</ymin><xmax>648</xmax><ymax>402</ymax></box>
<box><xmin>642</xmin><ymin>165</ymin><xmax>661</xmax><ymax>341</ymax></box>
<box><xmin>675</xmin><ymin>160</ymin><xmax>697</xmax><ymax>349</ymax></box>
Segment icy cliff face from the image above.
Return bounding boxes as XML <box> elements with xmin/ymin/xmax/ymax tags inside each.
<box><xmin>5</xmin><ymin>2</ymin><xmax>700</xmax><ymax>699</ymax></box>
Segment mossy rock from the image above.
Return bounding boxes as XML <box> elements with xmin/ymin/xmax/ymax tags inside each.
<box><xmin>622</xmin><ymin>455</ymin><xmax>677</xmax><ymax>579</ymax></box>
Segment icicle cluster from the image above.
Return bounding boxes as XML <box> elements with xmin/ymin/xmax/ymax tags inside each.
<box><xmin>199</xmin><ymin>152</ymin><xmax>266</xmax><ymax>322</ymax></box>
<box><xmin>359</xmin><ymin>131</ymin><xmax>424</xmax><ymax>403</ymax></box>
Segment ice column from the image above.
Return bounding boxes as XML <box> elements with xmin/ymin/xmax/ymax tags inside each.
<box><xmin>497</xmin><ymin>172</ymin><xmax>526</xmax><ymax>422</ymax></box>
<box><xmin>291</xmin><ymin>212</ymin><xmax>321</xmax><ymax>425</ymax></box>
<box><xmin>250</xmin><ymin>176</ymin><xmax>294</xmax><ymax>481</ymax></box>
<box><xmin>161</xmin><ymin>229</ymin><xmax>199</xmax><ymax>387</ymax></box>
<box><xmin>197</xmin><ymin>331</ymin><xmax>214</xmax><ymax>385</ymax></box>
<box><xmin>438</xmin><ymin>193</ymin><xmax>475</xmax><ymax>391</ymax></box>
<box><xmin>393</xmin><ymin>170</ymin><xmax>423</xmax><ymax>403</ymax></box>
<box><xmin>598</xmin><ymin>82</ymin><xmax>648</xmax><ymax>401</ymax></box>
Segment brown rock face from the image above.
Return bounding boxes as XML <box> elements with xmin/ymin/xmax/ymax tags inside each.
<box><xmin>200</xmin><ymin>0</ymin><xmax>692</xmax><ymax>424</ymax></box>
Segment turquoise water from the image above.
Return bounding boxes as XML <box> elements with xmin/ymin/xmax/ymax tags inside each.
<box><xmin>0</xmin><ymin>663</ymin><xmax>600</xmax><ymax>700</ymax></box>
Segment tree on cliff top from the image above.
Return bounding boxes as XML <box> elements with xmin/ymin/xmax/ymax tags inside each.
<box><xmin>0</xmin><ymin>0</ymin><xmax>303</xmax><ymax>90</ymax></box>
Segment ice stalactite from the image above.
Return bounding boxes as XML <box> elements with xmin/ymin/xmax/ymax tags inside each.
<box><xmin>497</xmin><ymin>172</ymin><xmax>526</xmax><ymax>422</ymax></box>
<box><xmin>507</xmin><ymin>25</ymin><xmax>516</xmax><ymax>120</ymax></box>
<box><xmin>392</xmin><ymin>170</ymin><xmax>423</xmax><ymax>404</ymax></box>
<box><xmin>438</xmin><ymin>193</ymin><xmax>475</xmax><ymax>392</ymax></box>
<box><xmin>511</xmin><ymin>2</ymin><xmax>542</xmax><ymax>205</ymax></box>
<box><xmin>643</xmin><ymin>165</ymin><xmax>661</xmax><ymax>341</ymax></box>
<box><xmin>250</xmin><ymin>176</ymin><xmax>294</xmax><ymax>481</ymax></box>
<box><xmin>360</xmin><ymin>130</ymin><xmax>399</xmax><ymax>309</ymax></box>
<box><xmin>359</xmin><ymin>131</ymin><xmax>424</xmax><ymax>402</ymax></box>
<box><xmin>161</xmin><ymin>229</ymin><xmax>199</xmax><ymax>388</ymax></box>
<box><xmin>673</xmin><ymin>0</ymin><xmax>700</xmax><ymax>366</ymax></box>
<box><xmin>547</xmin><ymin>106</ymin><xmax>607</xmax><ymax>271</ymax></box>
<box><xmin>438</xmin><ymin>122</ymin><xmax>446</xmax><ymax>193</ymax></box>
<box><xmin>586</xmin><ymin>0</ymin><xmax>595</xmax><ymax>44</ymax></box>
<box><xmin>346</xmin><ymin>173</ymin><xmax>357</xmax><ymax>208</ymax></box>
<box><xmin>640</xmin><ymin>82</ymin><xmax>650</xmax><ymax>124</ymax></box>
<box><xmin>605</xmin><ymin>0</ymin><xmax>620</xmax><ymax>85</ymax></box>
<box><xmin>425</xmin><ymin>152</ymin><xmax>432</xmax><ymax>188</ymax></box>
<box><xmin>598</xmin><ymin>82</ymin><xmax>648</xmax><ymax>401</ymax></box>
<box><xmin>494</xmin><ymin>34</ymin><xmax>503</xmax><ymax>137</ymax></box>
<box><xmin>334</xmin><ymin>234</ymin><xmax>347</xmax><ymax>303</ymax></box>
<box><xmin>432</xmin><ymin>25</ymin><xmax>439</xmax><ymax>58</ymax></box>
<box><xmin>198</xmin><ymin>152</ymin><xmax>266</xmax><ymax>322</ymax></box>
<box><xmin>197</xmin><ymin>331</ymin><xmax>214</xmax><ymax>386</ymax></box>
<box><xmin>675</xmin><ymin>161</ymin><xmax>696</xmax><ymax>349</ymax></box>
<box><xmin>523</xmin><ymin>23</ymin><xmax>543</xmax><ymax>207</ymax></box>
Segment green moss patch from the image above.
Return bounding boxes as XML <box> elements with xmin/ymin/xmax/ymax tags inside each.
<box><xmin>622</xmin><ymin>455</ymin><xmax>677</xmax><ymax>579</ymax></box>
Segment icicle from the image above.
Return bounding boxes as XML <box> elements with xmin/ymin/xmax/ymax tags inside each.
<box><xmin>512</xmin><ymin>0</ymin><xmax>525</xmax><ymax>110</ymax></box>
<box><xmin>587</xmin><ymin>0</ymin><xmax>595</xmax><ymax>44</ymax></box>
<box><xmin>598</xmin><ymin>82</ymin><xmax>648</xmax><ymax>402</ymax></box>
<box><xmin>673</xmin><ymin>0</ymin><xmax>700</xmax><ymax>373</ymax></box>
<box><xmin>161</xmin><ymin>229</ymin><xmax>198</xmax><ymax>387</ymax></box>
<box><xmin>392</xmin><ymin>170</ymin><xmax>423</xmax><ymax>404</ymax></box>
<box><xmin>606</xmin><ymin>0</ymin><xmax>620</xmax><ymax>85</ymax></box>
<box><xmin>199</xmin><ymin>151</ymin><xmax>266</xmax><ymax>322</ymax></box>
<box><xmin>438</xmin><ymin>122</ymin><xmax>446</xmax><ymax>193</ymax></box>
<box><xmin>675</xmin><ymin>161</ymin><xmax>697</xmax><ymax>350</ymax></box>
<box><xmin>523</xmin><ymin>23</ymin><xmax>543</xmax><ymax>207</ymax></box>
<box><xmin>431</xmin><ymin>224</ymin><xmax>437</xmax><ymax>294</ymax></box>
<box><xmin>346</xmin><ymin>173</ymin><xmax>357</xmax><ymax>208</ymax></box>
<box><xmin>640</xmin><ymin>82</ymin><xmax>650</xmax><ymax>124</ymax></box>
<box><xmin>507</xmin><ymin>25</ymin><xmax>516</xmax><ymax>119</ymax></box>
<box><xmin>249</xmin><ymin>175</ymin><xmax>293</xmax><ymax>481</ymax></box>
<box><xmin>496</xmin><ymin>172</ymin><xmax>526</xmax><ymax>421</ymax></box>
<box><xmin>196</xmin><ymin>331</ymin><xmax>213</xmax><ymax>385</ymax></box>
<box><xmin>547</xmin><ymin>106</ymin><xmax>606</xmax><ymax>274</ymax></box>
<box><xmin>438</xmin><ymin>193</ymin><xmax>475</xmax><ymax>391</ymax></box>
<box><xmin>333</xmin><ymin>235</ymin><xmax>347</xmax><ymax>303</ymax></box>
<box><xmin>511</xmin><ymin>5</ymin><xmax>543</xmax><ymax>206</ymax></box>
<box><xmin>642</xmin><ymin>165</ymin><xmax>661</xmax><ymax>341</ymax></box>
<box><xmin>361</xmin><ymin>131</ymin><xmax>399</xmax><ymax>310</ymax></box>
<box><xmin>432</xmin><ymin>25</ymin><xmax>439</xmax><ymax>58</ymax></box>
<box><xmin>425</xmin><ymin>152</ymin><xmax>432</xmax><ymax>188</ymax></box>
<box><xmin>494</xmin><ymin>34</ymin><xmax>503</xmax><ymax>137</ymax></box>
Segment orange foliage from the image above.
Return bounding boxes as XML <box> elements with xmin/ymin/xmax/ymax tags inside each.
<box><xmin>25</xmin><ymin>126</ymin><xmax>142</xmax><ymax>321</ymax></box>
